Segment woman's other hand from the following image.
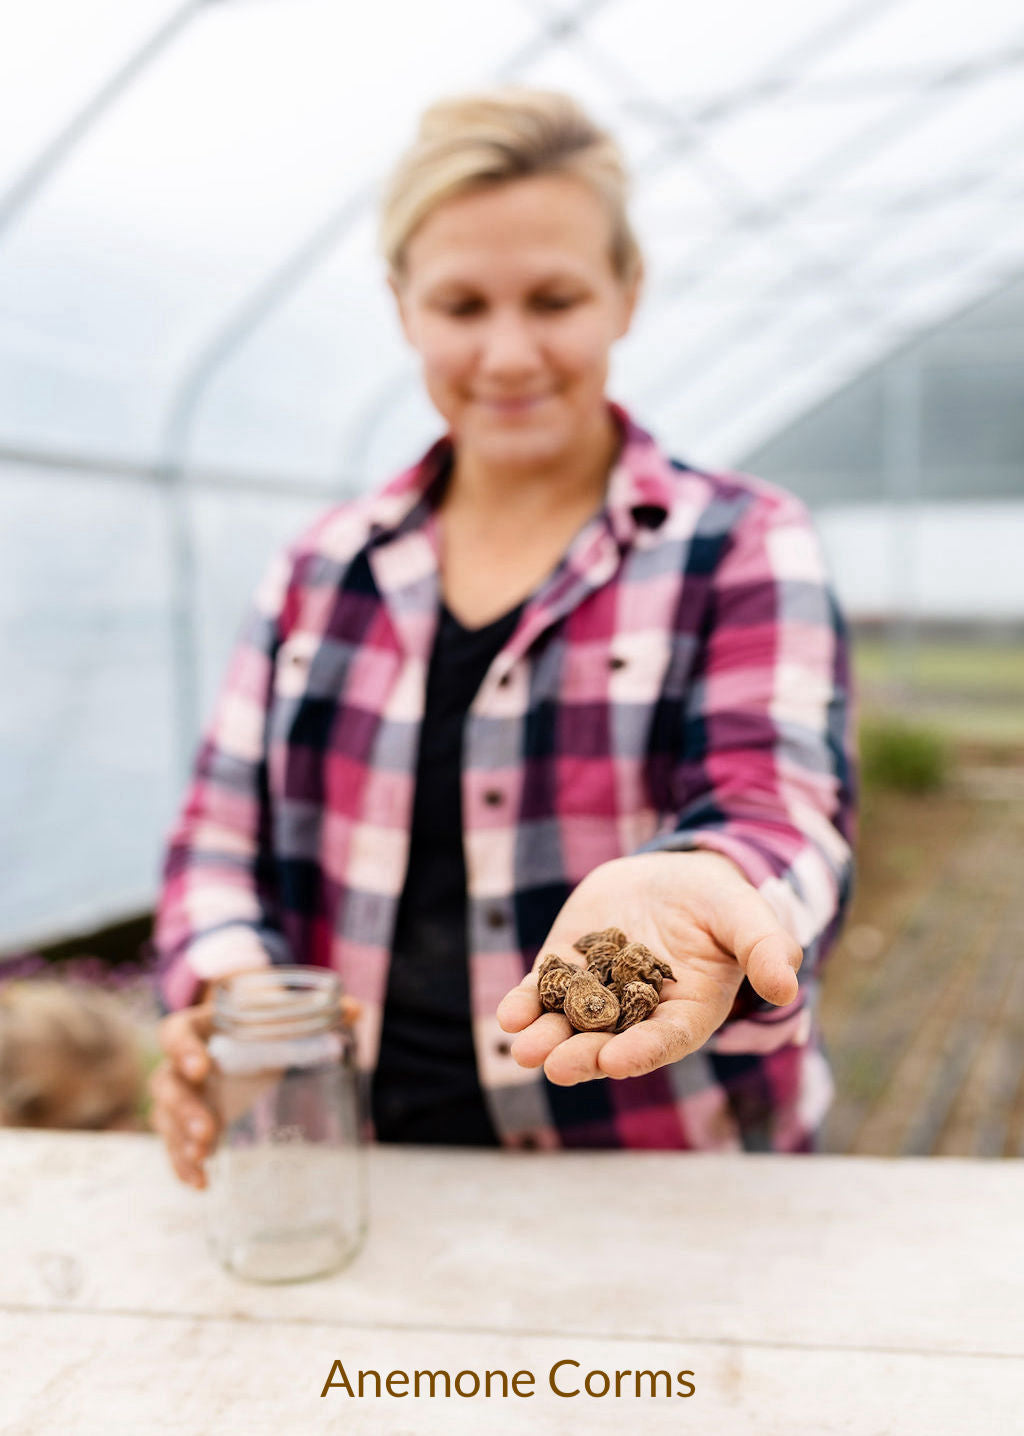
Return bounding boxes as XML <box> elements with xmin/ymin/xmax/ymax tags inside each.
<box><xmin>149</xmin><ymin>988</ymin><xmax>362</xmax><ymax>1189</ymax></box>
<box><xmin>149</xmin><ymin>1000</ymin><xmax>218</xmax><ymax>1189</ymax></box>
<box><xmin>496</xmin><ymin>851</ymin><xmax>802</xmax><ymax>1085</ymax></box>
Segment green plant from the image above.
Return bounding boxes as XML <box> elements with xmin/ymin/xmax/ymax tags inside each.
<box><xmin>859</xmin><ymin>716</ymin><xmax>949</xmax><ymax>794</ymax></box>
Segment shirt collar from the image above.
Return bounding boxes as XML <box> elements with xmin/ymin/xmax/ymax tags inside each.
<box><xmin>364</xmin><ymin>400</ymin><xmax>677</xmax><ymax>549</ymax></box>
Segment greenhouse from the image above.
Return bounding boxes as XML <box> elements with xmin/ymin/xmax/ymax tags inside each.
<box><xmin>3</xmin><ymin>4</ymin><xmax>1024</xmax><ymax>1429</ymax></box>
<box><xmin>3</xmin><ymin>0</ymin><xmax>1023</xmax><ymax>950</ymax></box>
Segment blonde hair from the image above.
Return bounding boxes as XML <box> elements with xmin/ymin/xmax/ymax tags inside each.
<box><xmin>379</xmin><ymin>86</ymin><xmax>642</xmax><ymax>286</ymax></box>
<box><xmin>0</xmin><ymin>982</ymin><xmax>144</xmax><ymax>1130</ymax></box>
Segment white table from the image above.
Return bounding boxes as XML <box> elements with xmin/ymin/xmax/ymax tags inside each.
<box><xmin>0</xmin><ymin>1131</ymin><xmax>1020</xmax><ymax>1434</ymax></box>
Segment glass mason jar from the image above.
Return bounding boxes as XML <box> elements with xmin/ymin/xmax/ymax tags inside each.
<box><xmin>204</xmin><ymin>967</ymin><xmax>367</xmax><ymax>1283</ymax></box>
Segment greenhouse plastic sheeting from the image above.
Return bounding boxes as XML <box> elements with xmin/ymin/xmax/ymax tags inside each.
<box><xmin>2</xmin><ymin>0</ymin><xmax>1023</xmax><ymax>946</ymax></box>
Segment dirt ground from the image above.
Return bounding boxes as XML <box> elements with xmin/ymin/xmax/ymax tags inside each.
<box><xmin>818</xmin><ymin>742</ymin><xmax>1024</xmax><ymax>1157</ymax></box>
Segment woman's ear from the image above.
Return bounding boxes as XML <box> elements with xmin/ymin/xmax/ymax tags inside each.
<box><xmin>617</xmin><ymin>258</ymin><xmax>644</xmax><ymax>338</ymax></box>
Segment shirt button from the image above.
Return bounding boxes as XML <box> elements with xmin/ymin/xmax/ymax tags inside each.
<box><xmin>484</xmin><ymin>788</ymin><xmax>504</xmax><ymax>807</ymax></box>
<box><xmin>498</xmin><ymin>671</ymin><xmax>512</xmax><ymax>687</ymax></box>
<box><xmin>495</xmin><ymin>1040</ymin><xmax>512</xmax><ymax>1057</ymax></box>
<box><xmin>486</xmin><ymin>908</ymin><xmax>506</xmax><ymax>929</ymax></box>
<box><xmin>609</xmin><ymin>655</ymin><xmax>627</xmax><ymax>670</ymax></box>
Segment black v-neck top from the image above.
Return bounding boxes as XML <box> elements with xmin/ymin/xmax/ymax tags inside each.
<box><xmin>370</xmin><ymin>597</ymin><xmax>525</xmax><ymax>1145</ymax></box>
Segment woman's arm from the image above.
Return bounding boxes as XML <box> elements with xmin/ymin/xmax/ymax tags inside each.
<box><xmin>498</xmin><ymin>484</ymin><xmax>856</xmax><ymax>1081</ymax></box>
<box><xmin>637</xmin><ymin>482</ymin><xmax>857</xmax><ymax>1025</ymax></box>
<box><xmin>153</xmin><ymin>547</ymin><xmax>296</xmax><ymax>1013</ymax></box>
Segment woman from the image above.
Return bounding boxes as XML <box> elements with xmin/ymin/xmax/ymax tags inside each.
<box><xmin>151</xmin><ymin>88</ymin><xmax>856</xmax><ymax>1185</ymax></box>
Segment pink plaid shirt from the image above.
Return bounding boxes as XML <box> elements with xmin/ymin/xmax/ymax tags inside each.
<box><xmin>154</xmin><ymin>402</ymin><xmax>856</xmax><ymax>1152</ymax></box>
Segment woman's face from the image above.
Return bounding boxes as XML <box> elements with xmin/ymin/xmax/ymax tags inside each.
<box><xmin>390</xmin><ymin>174</ymin><xmax>641</xmax><ymax>475</ymax></box>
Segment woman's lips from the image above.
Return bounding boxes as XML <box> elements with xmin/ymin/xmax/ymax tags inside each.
<box><xmin>476</xmin><ymin>393</ymin><xmax>552</xmax><ymax>414</ymax></box>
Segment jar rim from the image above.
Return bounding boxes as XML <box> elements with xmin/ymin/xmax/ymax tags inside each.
<box><xmin>213</xmin><ymin>966</ymin><xmax>342</xmax><ymax>1033</ymax></box>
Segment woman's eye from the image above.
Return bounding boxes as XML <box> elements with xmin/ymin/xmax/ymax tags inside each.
<box><xmin>533</xmin><ymin>295</ymin><xmax>577</xmax><ymax>311</ymax></box>
<box><xmin>441</xmin><ymin>295</ymin><xmax>579</xmax><ymax>317</ymax></box>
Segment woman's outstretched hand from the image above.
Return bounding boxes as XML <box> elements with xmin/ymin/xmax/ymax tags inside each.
<box><xmin>496</xmin><ymin>851</ymin><xmax>803</xmax><ymax>1085</ymax></box>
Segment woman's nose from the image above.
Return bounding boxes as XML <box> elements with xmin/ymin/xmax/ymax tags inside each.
<box><xmin>478</xmin><ymin>308</ymin><xmax>541</xmax><ymax>373</ymax></box>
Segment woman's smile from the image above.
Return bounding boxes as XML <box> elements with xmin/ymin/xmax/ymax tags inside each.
<box><xmin>474</xmin><ymin>392</ymin><xmax>554</xmax><ymax>415</ymax></box>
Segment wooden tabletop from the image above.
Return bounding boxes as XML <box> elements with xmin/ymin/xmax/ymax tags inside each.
<box><xmin>0</xmin><ymin>1130</ymin><xmax>1020</xmax><ymax>1434</ymax></box>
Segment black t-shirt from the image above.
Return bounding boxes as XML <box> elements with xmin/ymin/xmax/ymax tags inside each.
<box><xmin>371</xmin><ymin>596</ymin><xmax>525</xmax><ymax>1144</ymax></box>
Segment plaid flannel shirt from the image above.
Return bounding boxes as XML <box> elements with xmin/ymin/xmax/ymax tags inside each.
<box><xmin>154</xmin><ymin>401</ymin><xmax>856</xmax><ymax>1152</ymax></box>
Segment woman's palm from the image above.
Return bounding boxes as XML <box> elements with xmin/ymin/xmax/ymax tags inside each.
<box><xmin>497</xmin><ymin>851</ymin><xmax>801</xmax><ymax>1084</ymax></box>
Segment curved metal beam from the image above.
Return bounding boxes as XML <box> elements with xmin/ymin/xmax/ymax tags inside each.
<box><xmin>0</xmin><ymin>0</ymin><xmax>206</xmax><ymax>242</ymax></box>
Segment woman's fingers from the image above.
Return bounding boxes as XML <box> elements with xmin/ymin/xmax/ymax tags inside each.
<box><xmin>742</xmin><ymin>933</ymin><xmax>801</xmax><ymax>1006</ymax></box>
<box><xmin>537</xmin><ymin>1002</ymin><xmax>706</xmax><ymax>1085</ymax></box>
<box><xmin>160</xmin><ymin>1003</ymin><xmax>214</xmax><ymax>1083</ymax></box>
<box><xmin>594</xmin><ymin>1001</ymin><xmax>717</xmax><ymax>1080</ymax></box>
<box><xmin>153</xmin><ymin>1003</ymin><xmax>219</xmax><ymax>1189</ymax></box>
<box><xmin>705</xmin><ymin>883</ymin><xmax>803</xmax><ymax>1007</ymax></box>
<box><xmin>509</xmin><ymin>1010</ymin><xmax>572</xmax><ymax>1067</ymax></box>
<box><xmin>534</xmin><ymin>983</ymin><xmax>742</xmax><ymax>1085</ymax></box>
<box><xmin>496</xmin><ymin>974</ymin><xmax>542</xmax><ymax>1034</ymax></box>
<box><xmin>149</xmin><ymin>1062</ymin><xmax>218</xmax><ymax>1189</ymax></box>
<box><xmin>500</xmin><ymin>949</ymin><xmax>721</xmax><ymax>1082</ymax></box>
<box><xmin>541</xmin><ymin>1030</ymin><xmax>613</xmax><ymax>1085</ymax></box>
